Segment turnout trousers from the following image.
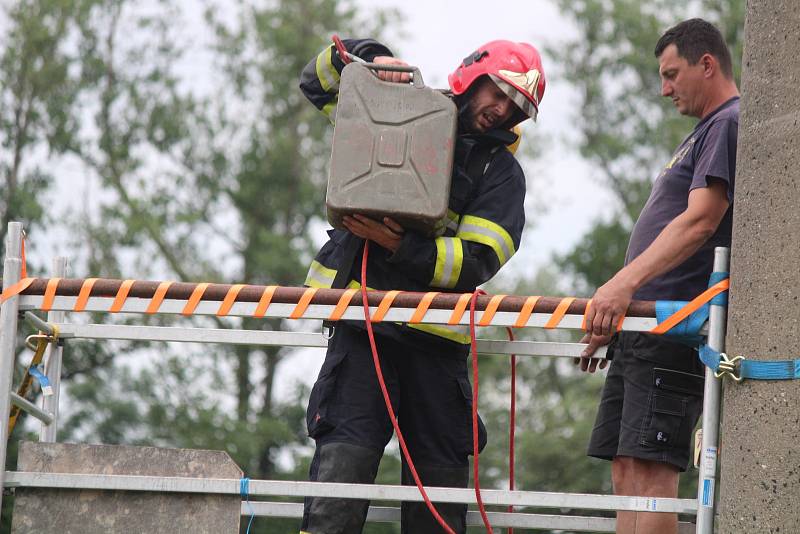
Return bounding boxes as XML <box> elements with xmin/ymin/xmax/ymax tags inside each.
<box><xmin>300</xmin><ymin>323</ymin><xmax>487</xmax><ymax>534</ymax></box>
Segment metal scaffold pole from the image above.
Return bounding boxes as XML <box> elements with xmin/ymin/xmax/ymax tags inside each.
<box><xmin>695</xmin><ymin>246</ymin><xmax>729</xmax><ymax>534</ymax></box>
<box><xmin>39</xmin><ymin>257</ymin><xmax>67</xmax><ymax>442</ymax></box>
<box><xmin>0</xmin><ymin>222</ymin><xmax>24</xmax><ymax>511</ymax></box>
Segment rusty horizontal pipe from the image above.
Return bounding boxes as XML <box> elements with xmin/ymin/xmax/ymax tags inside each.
<box><xmin>18</xmin><ymin>278</ymin><xmax>657</xmax><ymax>317</ymax></box>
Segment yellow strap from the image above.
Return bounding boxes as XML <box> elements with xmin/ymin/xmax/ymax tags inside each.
<box><xmin>9</xmin><ymin>324</ymin><xmax>60</xmax><ymax>435</ymax></box>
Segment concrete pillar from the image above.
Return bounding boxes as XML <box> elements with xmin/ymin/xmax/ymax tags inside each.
<box><xmin>11</xmin><ymin>442</ymin><xmax>242</xmax><ymax>533</ymax></box>
<box><xmin>718</xmin><ymin>0</ymin><xmax>800</xmax><ymax>531</ymax></box>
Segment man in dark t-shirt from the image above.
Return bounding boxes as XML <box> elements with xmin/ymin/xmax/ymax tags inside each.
<box><xmin>578</xmin><ymin>19</ymin><xmax>740</xmax><ymax>534</ymax></box>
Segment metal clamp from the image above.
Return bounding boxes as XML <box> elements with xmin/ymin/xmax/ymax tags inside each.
<box><xmin>25</xmin><ymin>333</ymin><xmax>51</xmax><ymax>352</ymax></box>
<box><xmin>714</xmin><ymin>352</ymin><xmax>744</xmax><ymax>382</ymax></box>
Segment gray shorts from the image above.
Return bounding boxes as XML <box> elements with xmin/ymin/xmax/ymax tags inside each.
<box><xmin>587</xmin><ymin>332</ymin><xmax>705</xmax><ymax>472</ymax></box>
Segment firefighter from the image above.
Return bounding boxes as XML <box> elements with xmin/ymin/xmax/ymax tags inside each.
<box><xmin>299</xmin><ymin>37</ymin><xmax>545</xmax><ymax>534</ymax></box>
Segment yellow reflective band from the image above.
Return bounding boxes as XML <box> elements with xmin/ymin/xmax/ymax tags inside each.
<box><xmin>315</xmin><ymin>45</ymin><xmax>340</xmax><ymax>92</ymax></box>
<box><xmin>432</xmin><ymin>237</ymin><xmax>463</xmax><ymax>289</ymax></box>
<box><xmin>322</xmin><ymin>99</ymin><xmax>337</xmax><ymax>124</ymax></box>
<box><xmin>408</xmin><ymin>323</ymin><xmax>470</xmax><ymax>344</ymax></box>
<box><xmin>508</xmin><ymin>125</ymin><xmax>522</xmax><ymax>155</ymax></box>
<box><xmin>304</xmin><ymin>260</ymin><xmax>337</xmax><ymax>288</ymax></box>
<box><xmin>457</xmin><ymin>215</ymin><xmax>515</xmax><ymax>266</ymax></box>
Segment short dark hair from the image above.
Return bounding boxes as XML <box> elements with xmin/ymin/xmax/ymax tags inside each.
<box><xmin>655</xmin><ymin>18</ymin><xmax>733</xmax><ymax>79</ymax></box>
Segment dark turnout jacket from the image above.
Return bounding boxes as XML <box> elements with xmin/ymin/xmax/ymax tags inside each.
<box><xmin>300</xmin><ymin>38</ymin><xmax>527</xmax><ymax>346</ymax></box>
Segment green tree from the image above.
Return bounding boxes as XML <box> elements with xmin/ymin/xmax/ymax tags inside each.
<box><xmin>0</xmin><ymin>0</ymin><xmax>93</xmax><ymax>258</ymax></box>
<box><xmin>35</xmin><ymin>1</ymin><xmax>400</xmax><ymax>532</ymax></box>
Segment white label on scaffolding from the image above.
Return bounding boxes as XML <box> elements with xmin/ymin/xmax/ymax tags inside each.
<box><xmin>701</xmin><ymin>478</ymin><xmax>715</xmax><ymax>507</ymax></box>
<box><xmin>702</xmin><ymin>447</ymin><xmax>717</xmax><ymax>478</ymax></box>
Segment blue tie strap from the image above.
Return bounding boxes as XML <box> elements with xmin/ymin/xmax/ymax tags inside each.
<box><xmin>240</xmin><ymin>477</ymin><xmax>255</xmax><ymax>533</ymax></box>
<box><xmin>655</xmin><ymin>300</ymin><xmax>707</xmax><ymax>345</ymax></box>
<box><xmin>28</xmin><ymin>365</ymin><xmax>53</xmax><ymax>396</ymax></box>
<box><xmin>652</xmin><ymin>275</ymin><xmax>729</xmax><ymax>344</ymax></box>
<box><xmin>699</xmin><ymin>345</ymin><xmax>800</xmax><ymax>381</ymax></box>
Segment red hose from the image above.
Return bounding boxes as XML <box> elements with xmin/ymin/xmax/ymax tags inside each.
<box><xmin>469</xmin><ymin>290</ymin><xmax>494</xmax><ymax>533</ymax></box>
<box><xmin>360</xmin><ymin>240</ymin><xmax>456</xmax><ymax>534</ymax></box>
<box><xmin>506</xmin><ymin>327</ymin><xmax>516</xmax><ymax>534</ymax></box>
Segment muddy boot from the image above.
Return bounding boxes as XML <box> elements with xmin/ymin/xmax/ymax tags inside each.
<box><xmin>301</xmin><ymin>442</ymin><xmax>382</xmax><ymax>534</ymax></box>
<box><xmin>400</xmin><ymin>463</ymin><xmax>469</xmax><ymax>534</ymax></box>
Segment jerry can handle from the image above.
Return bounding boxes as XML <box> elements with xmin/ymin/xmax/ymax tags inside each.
<box><xmin>360</xmin><ymin>62</ymin><xmax>425</xmax><ymax>88</ymax></box>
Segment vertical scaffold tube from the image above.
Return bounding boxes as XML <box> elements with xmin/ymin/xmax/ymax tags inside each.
<box><xmin>695</xmin><ymin>246</ymin><xmax>729</xmax><ymax>534</ymax></box>
<box><xmin>40</xmin><ymin>257</ymin><xmax>67</xmax><ymax>442</ymax></box>
<box><xmin>0</xmin><ymin>222</ymin><xmax>24</xmax><ymax>511</ymax></box>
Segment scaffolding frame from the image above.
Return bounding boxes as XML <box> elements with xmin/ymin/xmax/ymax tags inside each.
<box><xmin>0</xmin><ymin>222</ymin><xmax>727</xmax><ymax>533</ymax></box>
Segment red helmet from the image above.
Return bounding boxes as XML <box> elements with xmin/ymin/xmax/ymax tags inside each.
<box><xmin>448</xmin><ymin>40</ymin><xmax>546</xmax><ymax>122</ymax></box>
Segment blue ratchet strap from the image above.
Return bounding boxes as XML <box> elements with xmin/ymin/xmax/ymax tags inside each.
<box><xmin>699</xmin><ymin>345</ymin><xmax>800</xmax><ymax>381</ymax></box>
<box><xmin>28</xmin><ymin>365</ymin><xmax>53</xmax><ymax>396</ymax></box>
<box><xmin>655</xmin><ymin>301</ymin><xmax>707</xmax><ymax>345</ymax></box>
<box><xmin>653</xmin><ymin>271</ymin><xmax>729</xmax><ymax>346</ymax></box>
<box><xmin>240</xmin><ymin>477</ymin><xmax>255</xmax><ymax>533</ymax></box>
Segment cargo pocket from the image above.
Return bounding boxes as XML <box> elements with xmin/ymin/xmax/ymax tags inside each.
<box><xmin>456</xmin><ymin>377</ymin><xmax>488</xmax><ymax>455</ymax></box>
<box><xmin>639</xmin><ymin>391</ymin><xmax>689</xmax><ymax>449</ymax></box>
<box><xmin>306</xmin><ymin>349</ymin><xmax>347</xmax><ymax>440</ymax></box>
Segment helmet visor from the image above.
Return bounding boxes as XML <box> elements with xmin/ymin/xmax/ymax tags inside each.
<box><xmin>489</xmin><ymin>74</ymin><xmax>538</xmax><ymax>122</ymax></box>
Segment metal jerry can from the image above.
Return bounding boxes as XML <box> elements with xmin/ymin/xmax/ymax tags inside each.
<box><xmin>326</xmin><ymin>62</ymin><xmax>457</xmax><ymax>235</ymax></box>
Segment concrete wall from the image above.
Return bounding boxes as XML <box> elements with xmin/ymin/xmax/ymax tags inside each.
<box><xmin>12</xmin><ymin>442</ymin><xmax>242</xmax><ymax>534</ymax></box>
<box><xmin>719</xmin><ymin>0</ymin><xmax>800</xmax><ymax>531</ymax></box>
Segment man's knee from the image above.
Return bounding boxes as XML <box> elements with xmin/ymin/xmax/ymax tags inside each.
<box><xmin>613</xmin><ymin>455</ymin><xmax>679</xmax><ymax>497</ymax></box>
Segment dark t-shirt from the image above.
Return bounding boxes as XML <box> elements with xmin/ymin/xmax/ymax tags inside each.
<box><xmin>626</xmin><ymin>97</ymin><xmax>739</xmax><ymax>301</ymax></box>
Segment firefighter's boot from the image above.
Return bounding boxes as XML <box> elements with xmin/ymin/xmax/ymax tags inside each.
<box><xmin>302</xmin><ymin>442</ymin><xmax>382</xmax><ymax>534</ymax></box>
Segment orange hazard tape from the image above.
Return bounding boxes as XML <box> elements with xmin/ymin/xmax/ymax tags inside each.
<box><xmin>513</xmin><ymin>295</ymin><xmax>540</xmax><ymax>328</ymax></box>
<box><xmin>73</xmin><ymin>278</ymin><xmax>99</xmax><ymax>312</ymax></box>
<box><xmin>478</xmin><ymin>294</ymin><xmax>506</xmax><ymax>327</ymax></box>
<box><xmin>290</xmin><ymin>288</ymin><xmax>318</xmax><ymax>319</ymax></box>
<box><xmin>253</xmin><ymin>286</ymin><xmax>278</xmax><ymax>318</ymax></box>
<box><xmin>581</xmin><ymin>299</ymin><xmax>592</xmax><ymax>331</ymax></box>
<box><xmin>544</xmin><ymin>297</ymin><xmax>575</xmax><ymax>329</ymax></box>
<box><xmin>371</xmin><ymin>290</ymin><xmax>401</xmax><ymax>322</ymax></box>
<box><xmin>41</xmin><ymin>278</ymin><xmax>61</xmax><ymax>311</ymax></box>
<box><xmin>650</xmin><ymin>279</ymin><xmax>730</xmax><ymax>334</ymax></box>
<box><xmin>20</xmin><ymin>235</ymin><xmax>27</xmax><ymax>279</ymax></box>
<box><xmin>328</xmin><ymin>288</ymin><xmax>358</xmax><ymax>321</ymax></box>
<box><xmin>145</xmin><ymin>282</ymin><xmax>173</xmax><ymax>314</ymax></box>
<box><xmin>182</xmin><ymin>282</ymin><xmax>209</xmax><ymax>316</ymax></box>
<box><xmin>448</xmin><ymin>294</ymin><xmax>472</xmax><ymax>325</ymax></box>
<box><xmin>217</xmin><ymin>284</ymin><xmax>245</xmax><ymax>317</ymax></box>
<box><xmin>110</xmin><ymin>280</ymin><xmax>135</xmax><ymax>312</ymax></box>
<box><xmin>409</xmin><ymin>292</ymin><xmax>439</xmax><ymax>323</ymax></box>
<box><xmin>0</xmin><ymin>277</ymin><xmax>35</xmax><ymax>303</ymax></box>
